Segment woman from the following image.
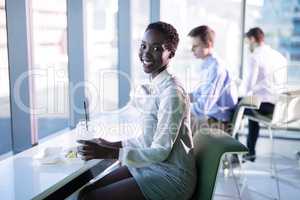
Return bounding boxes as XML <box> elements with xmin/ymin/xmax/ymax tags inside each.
<box><xmin>77</xmin><ymin>21</ymin><xmax>196</xmax><ymax>200</ymax></box>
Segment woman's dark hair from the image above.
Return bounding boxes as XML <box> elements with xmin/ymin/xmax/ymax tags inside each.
<box><xmin>188</xmin><ymin>25</ymin><xmax>215</xmax><ymax>47</ymax></box>
<box><xmin>146</xmin><ymin>21</ymin><xmax>179</xmax><ymax>56</ymax></box>
<box><xmin>246</xmin><ymin>27</ymin><xmax>265</xmax><ymax>43</ymax></box>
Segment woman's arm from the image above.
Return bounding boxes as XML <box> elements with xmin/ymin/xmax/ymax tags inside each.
<box><xmin>119</xmin><ymin>89</ymin><xmax>186</xmax><ymax>168</ymax></box>
<box><xmin>93</xmin><ymin>138</ymin><xmax>122</xmax><ymax>149</ymax></box>
<box><xmin>77</xmin><ymin>89</ymin><xmax>186</xmax><ymax>164</ymax></box>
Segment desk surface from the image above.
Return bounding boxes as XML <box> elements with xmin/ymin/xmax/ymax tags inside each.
<box><xmin>0</xmin><ymin>129</ymin><xmax>106</xmax><ymax>200</ymax></box>
<box><xmin>0</xmin><ymin>106</ymin><xmax>142</xmax><ymax>200</ymax></box>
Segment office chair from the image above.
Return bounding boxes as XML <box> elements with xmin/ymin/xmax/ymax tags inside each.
<box><xmin>219</xmin><ymin>96</ymin><xmax>261</xmax><ymax>177</ymax></box>
<box><xmin>191</xmin><ymin>128</ymin><xmax>248</xmax><ymax>200</ymax></box>
<box><xmin>232</xmin><ymin>92</ymin><xmax>300</xmax><ymax>200</ymax></box>
<box><xmin>244</xmin><ymin>92</ymin><xmax>300</xmax><ymax>191</ymax></box>
<box><xmin>231</xmin><ymin>96</ymin><xmax>262</xmax><ymax>138</ymax></box>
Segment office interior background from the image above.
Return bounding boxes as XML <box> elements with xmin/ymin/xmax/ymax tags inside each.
<box><xmin>1</xmin><ymin>0</ymin><xmax>300</xmax><ymax>199</ymax></box>
<box><xmin>0</xmin><ymin>0</ymin><xmax>300</xmax><ymax>154</ymax></box>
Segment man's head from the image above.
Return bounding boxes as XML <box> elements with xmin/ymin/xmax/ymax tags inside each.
<box><xmin>188</xmin><ymin>25</ymin><xmax>215</xmax><ymax>59</ymax></box>
<box><xmin>246</xmin><ymin>27</ymin><xmax>265</xmax><ymax>52</ymax></box>
<box><xmin>139</xmin><ymin>21</ymin><xmax>179</xmax><ymax>78</ymax></box>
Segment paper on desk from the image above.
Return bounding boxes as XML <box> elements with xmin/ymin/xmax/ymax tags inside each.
<box><xmin>34</xmin><ymin>146</ymin><xmax>83</xmax><ymax>165</ymax></box>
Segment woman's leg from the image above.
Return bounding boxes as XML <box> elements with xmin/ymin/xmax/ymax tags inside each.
<box><xmin>78</xmin><ymin>166</ymin><xmax>133</xmax><ymax>200</ymax></box>
<box><xmin>82</xmin><ymin>177</ymin><xmax>146</xmax><ymax>200</ymax></box>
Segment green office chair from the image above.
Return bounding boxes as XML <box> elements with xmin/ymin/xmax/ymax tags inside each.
<box><xmin>191</xmin><ymin>128</ymin><xmax>248</xmax><ymax>200</ymax></box>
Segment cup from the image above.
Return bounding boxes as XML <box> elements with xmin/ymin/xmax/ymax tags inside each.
<box><xmin>76</xmin><ymin>119</ymin><xmax>95</xmax><ymax>141</ymax></box>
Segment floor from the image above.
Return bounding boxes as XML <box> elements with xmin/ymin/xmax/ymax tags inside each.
<box><xmin>214</xmin><ymin>130</ymin><xmax>300</xmax><ymax>200</ymax></box>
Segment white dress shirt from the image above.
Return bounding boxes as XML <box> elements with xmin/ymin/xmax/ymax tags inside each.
<box><xmin>241</xmin><ymin>44</ymin><xmax>287</xmax><ymax>103</ymax></box>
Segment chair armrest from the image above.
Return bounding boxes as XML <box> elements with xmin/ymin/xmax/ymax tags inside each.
<box><xmin>230</xmin><ymin>96</ymin><xmax>261</xmax><ymax>137</ymax></box>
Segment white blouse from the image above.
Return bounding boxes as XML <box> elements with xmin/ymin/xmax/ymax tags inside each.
<box><xmin>119</xmin><ymin>69</ymin><xmax>194</xmax><ymax>168</ymax></box>
<box><xmin>118</xmin><ymin>69</ymin><xmax>196</xmax><ymax>200</ymax></box>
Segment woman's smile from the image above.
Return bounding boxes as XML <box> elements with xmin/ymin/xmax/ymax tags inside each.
<box><xmin>141</xmin><ymin>58</ymin><xmax>154</xmax><ymax>70</ymax></box>
<box><xmin>138</xmin><ymin>29</ymin><xmax>173</xmax><ymax>78</ymax></box>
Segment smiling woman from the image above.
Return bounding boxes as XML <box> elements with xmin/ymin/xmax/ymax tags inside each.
<box><xmin>77</xmin><ymin>22</ymin><xmax>196</xmax><ymax>200</ymax></box>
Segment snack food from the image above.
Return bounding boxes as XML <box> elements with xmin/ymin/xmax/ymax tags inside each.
<box><xmin>65</xmin><ymin>150</ymin><xmax>78</xmax><ymax>159</ymax></box>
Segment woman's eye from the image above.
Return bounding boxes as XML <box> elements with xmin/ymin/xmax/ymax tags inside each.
<box><xmin>153</xmin><ymin>47</ymin><xmax>160</xmax><ymax>51</ymax></box>
<box><xmin>140</xmin><ymin>44</ymin><xmax>146</xmax><ymax>49</ymax></box>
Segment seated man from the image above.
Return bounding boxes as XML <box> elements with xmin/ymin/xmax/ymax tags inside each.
<box><xmin>188</xmin><ymin>25</ymin><xmax>238</xmax><ymax>134</ymax></box>
<box><xmin>241</xmin><ymin>27</ymin><xmax>287</xmax><ymax>162</ymax></box>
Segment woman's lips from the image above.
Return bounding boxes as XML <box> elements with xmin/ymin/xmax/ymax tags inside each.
<box><xmin>143</xmin><ymin>60</ymin><xmax>153</xmax><ymax>66</ymax></box>
<box><xmin>142</xmin><ymin>59</ymin><xmax>154</xmax><ymax>69</ymax></box>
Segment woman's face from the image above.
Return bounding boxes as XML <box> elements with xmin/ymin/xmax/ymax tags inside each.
<box><xmin>139</xmin><ymin>29</ymin><xmax>172</xmax><ymax>78</ymax></box>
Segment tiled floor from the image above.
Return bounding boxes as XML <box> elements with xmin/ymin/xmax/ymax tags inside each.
<box><xmin>214</xmin><ymin>130</ymin><xmax>300</xmax><ymax>200</ymax></box>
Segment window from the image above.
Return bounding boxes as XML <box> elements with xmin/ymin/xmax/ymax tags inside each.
<box><xmin>30</xmin><ymin>0</ymin><xmax>69</xmax><ymax>139</ymax></box>
<box><xmin>161</xmin><ymin>0</ymin><xmax>243</xmax><ymax>92</ymax></box>
<box><xmin>0</xmin><ymin>0</ymin><xmax>12</xmax><ymax>155</ymax></box>
<box><xmin>131</xmin><ymin>0</ymin><xmax>150</xmax><ymax>84</ymax></box>
<box><xmin>85</xmin><ymin>0</ymin><xmax>118</xmax><ymax>115</ymax></box>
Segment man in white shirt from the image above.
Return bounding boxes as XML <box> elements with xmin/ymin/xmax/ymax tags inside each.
<box><xmin>242</xmin><ymin>27</ymin><xmax>287</xmax><ymax>162</ymax></box>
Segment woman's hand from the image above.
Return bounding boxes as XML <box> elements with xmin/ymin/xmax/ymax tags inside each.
<box><xmin>77</xmin><ymin>140</ymin><xmax>119</xmax><ymax>161</ymax></box>
<box><xmin>91</xmin><ymin>138</ymin><xmax>122</xmax><ymax>149</ymax></box>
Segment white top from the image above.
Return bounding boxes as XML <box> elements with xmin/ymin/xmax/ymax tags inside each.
<box><xmin>241</xmin><ymin>44</ymin><xmax>287</xmax><ymax>103</ymax></box>
<box><xmin>119</xmin><ymin>69</ymin><xmax>196</xmax><ymax>200</ymax></box>
<box><xmin>119</xmin><ymin>69</ymin><xmax>194</xmax><ymax>169</ymax></box>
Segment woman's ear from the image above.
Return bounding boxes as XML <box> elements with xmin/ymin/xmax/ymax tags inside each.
<box><xmin>169</xmin><ymin>51</ymin><xmax>175</xmax><ymax>59</ymax></box>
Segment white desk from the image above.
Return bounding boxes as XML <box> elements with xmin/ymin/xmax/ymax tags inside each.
<box><xmin>0</xmin><ymin>106</ymin><xmax>142</xmax><ymax>200</ymax></box>
<box><xmin>0</xmin><ymin>128</ymin><xmax>118</xmax><ymax>200</ymax></box>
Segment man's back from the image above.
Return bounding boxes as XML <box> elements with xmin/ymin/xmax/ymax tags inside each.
<box><xmin>191</xmin><ymin>54</ymin><xmax>238</xmax><ymax>122</ymax></box>
<box><xmin>244</xmin><ymin>44</ymin><xmax>287</xmax><ymax>103</ymax></box>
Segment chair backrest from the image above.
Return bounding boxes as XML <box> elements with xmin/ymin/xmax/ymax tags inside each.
<box><xmin>272</xmin><ymin>94</ymin><xmax>300</xmax><ymax>125</ymax></box>
<box><xmin>192</xmin><ymin>128</ymin><xmax>248</xmax><ymax>200</ymax></box>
